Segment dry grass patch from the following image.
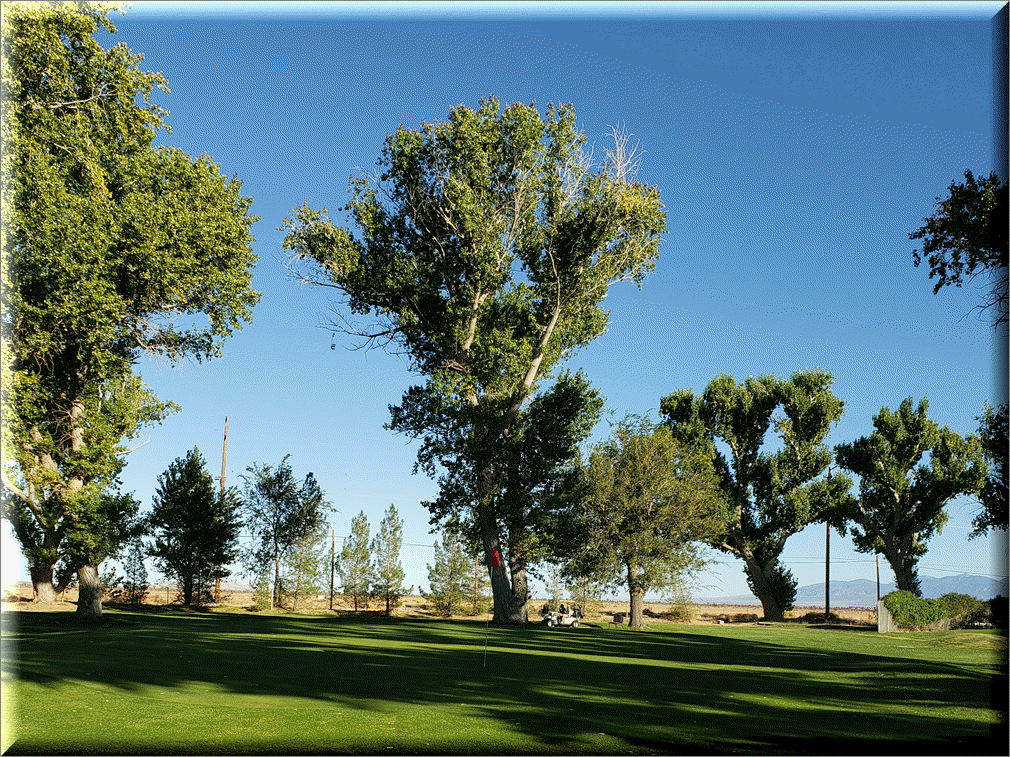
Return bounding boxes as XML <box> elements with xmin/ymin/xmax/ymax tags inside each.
<box><xmin>4</xmin><ymin>582</ymin><xmax>876</xmax><ymax>625</ymax></box>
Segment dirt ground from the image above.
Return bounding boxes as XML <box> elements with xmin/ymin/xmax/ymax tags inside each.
<box><xmin>2</xmin><ymin>583</ymin><xmax>877</xmax><ymax>625</ymax></box>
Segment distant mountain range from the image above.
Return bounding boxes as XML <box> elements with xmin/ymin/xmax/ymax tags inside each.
<box><xmin>694</xmin><ymin>574</ymin><xmax>1009</xmax><ymax>607</ymax></box>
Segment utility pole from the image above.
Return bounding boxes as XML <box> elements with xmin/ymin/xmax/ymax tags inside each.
<box><xmin>825</xmin><ymin>466</ymin><xmax>832</xmax><ymax>619</ymax></box>
<box><xmin>876</xmin><ymin>555</ymin><xmax>880</xmax><ymax>604</ymax></box>
<box><xmin>329</xmin><ymin>528</ymin><xmax>335</xmax><ymax>611</ymax></box>
<box><xmin>825</xmin><ymin>522</ymin><xmax>830</xmax><ymax>618</ymax></box>
<box><xmin>214</xmin><ymin>416</ymin><xmax>228</xmax><ymax>603</ymax></box>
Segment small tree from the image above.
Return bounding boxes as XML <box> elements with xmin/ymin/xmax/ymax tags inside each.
<box><xmin>149</xmin><ymin>449</ymin><xmax>242</xmax><ymax>607</ymax></box>
<box><xmin>371</xmin><ymin>504</ymin><xmax>409</xmax><ymax>614</ymax></box>
<box><xmin>567</xmin><ymin>416</ymin><xmax>725</xmax><ymax>628</ymax></box>
<box><xmin>545</xmin><ymin>562</ymin><xmax>565</xmax><ymax>613</ymax></box>
<box><xmin>249</xmin><ymin>565</ymin><xmax>272</xmax><ymax>612</ymax></box>
<box><xmin>564</xmin><ymin>573</ymin><xmax>605</xmax><ymax>620</ymax></box>
<box><xmin>426</xmin><ymin>528</ymin><xmax>470</xmax><ymax>617</ymax></box>
<box><xmin>242</xmin><ymin>456</ymin><xmax>330</xmax><ymax>610</ymax></box>
<box><xmin>834</xmin><ymin>397</ymin><xmax>988</xmax><ymax>595</ymax></box>
<box><xmin>122</xmin><ymin>538</ymin><xmax>149</xmax><ymax>606</ymax></box>
<box><xmin>466</xmin><ymin>539</ymin><xmax>492</xmax><ymax>616</ymax></box>
<box><xmin>280</xmin><ymin>522</ymin><xmax>329</xmax><ymax>612</ymax></box>
<box><xmin>339</xmin><ymin>511</ymin><xmax>374</xmax><ymax>611</ymax></box>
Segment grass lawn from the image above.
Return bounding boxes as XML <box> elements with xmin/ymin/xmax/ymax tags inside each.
<box><xmin>2</xmin><ymin>609</ymin><xmax>1006</xmax><ymax>755</ymax></box>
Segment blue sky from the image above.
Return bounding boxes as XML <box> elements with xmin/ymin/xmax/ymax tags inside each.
<box><xmin>4</xmin><ymin>1</ymin><xmax>1007</xmax><ymax>602</ymax></box>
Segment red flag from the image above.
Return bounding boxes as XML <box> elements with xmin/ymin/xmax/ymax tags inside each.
<box><xmin>491</xmin><ymin>548</ymin><xmax>501</xmax><ymax>567</ymax></box>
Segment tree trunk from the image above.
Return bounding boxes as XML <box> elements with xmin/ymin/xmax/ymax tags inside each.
<box><xmin>75</xmin><ymin>563</ymin><xmax>103</xmax><ymax>620</ymax></box>
<box><xmin>888</xmin><ymin>545</ymin><xmax>920</xmax><ymax>595</ymax></box>
<box><xmin>477</xmin><ymin>471</ymin><xmax>513</xmax><ymax>624</ymax></box>
<box><xmin>293</xmin><ymin>534</ymin><xmax>306</xmax><ymax>613</ymax></box>
<box><xmin>629</xmin><ymin>588</ymin><xmax>645</xmax><ymax>629</ymax></box>
<box><xmin>505</xmin><ymin>518</ymin><xmax>530</xmax><ymax>623</ymax></box>
<box><xmin>508</xmin><ymin>557</ymin><xmax>529</xmax><ymax>624</ymax></box>
<box><xmin>273</xmin><ymin>552</ymin><xmax>281</xmax><ymax>610</ymax></box>
<box><xmin>744</xmin><ymin>559</ymin><xmax>785</xmax><ymax>622</ymax></box>
<box><xmin>30</xmin><ymin>564</ymin><xmax>58</xmax><ymax>603</ymax></box>
<box><xmin>627</xmin><ymin>562</ymin><xmax>646</xmax><ymax>628</ymax></box>
<box><xmin>757</xmin><ymin>593</ymin><xmax>784</xmax><ymax>622</ymax></box>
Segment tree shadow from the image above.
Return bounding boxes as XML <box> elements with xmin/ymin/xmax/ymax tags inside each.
<box><xmin>2</xmin><ymin>611</ymin><xmax>1003</xmax><ymax>755</ymax></box>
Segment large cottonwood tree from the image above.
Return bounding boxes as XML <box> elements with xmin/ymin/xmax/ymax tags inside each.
<box><xmin>1</xmin><ymin>3</ymin><xmax>259</xmax><ymax>616</ymax></box>
<box><xmin>834</xmin><ymin>397</ymin><xmax>987</xmax><ymax>595</ymax></box>
<box><xmin>282</xmin><ymin>98</ymin><xmax>665</xmax><ymax>623</ymax></box>
<box><xmin>661</xmin><ymin>370</ymin><xmax>853</xmax><ymax>621</ymax></box>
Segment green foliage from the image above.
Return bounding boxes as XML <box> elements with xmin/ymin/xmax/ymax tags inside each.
<box><xmin>0</xmin><ymin>2</ymin><xmax>259</xmax><ymax>603</ymax></box>
<box><xmin>660</xmin><ymin>370</ymin><xmax>850</xmax><ymax>621</ymax></box>
<box><xmin>149</xmin><ymin>449</ymin><xmax>241</xmax><ymax>607</ymax></box>
<box><xmin>834</xmin><ymin>397</ymin><xmax>988</xmax><ymax>595</ymax></box>
<box><xmin>248</xmin><ymin>566</ymin><xmax>273</xmax><ymax>612</ymax></box>
<box><xmin>910</xmin><ymin>170</ymin><xmax>1008</xmax><ymax>328</ymax></box>
<box><xmin>566</xmin><ymin>415</ymin><xmax>724</xmax><ymax>628</ymax></box>
<box><xmin>122</xmin><ymin>538</ymin><xmax>149</xmax><ymax>606</ymax></box>
<box><xmin>881</xmin><ymin>590</ymin><xmax>948</xmax><ymax>629</ymax></box>
<box><xmin>242</xmin><ymin>457</ymin><xmax>331</xmax><ymax>610</ymax></box>
<box><xmin>988</xmin><ymin>595</ymin><xmax>1008</xmax><ymax>630</ymax></box>
<box><xmin>57</xmin><ymin>487</ymin><xmax>146</xmax><ymax>581</ymax></box>
<box><xmin>425</xmin><ymin>528</ymin><xmax>470</xmax><ymax>616</ymax></box>
<box><xmin>564</xmin><ymin>573</ymin><xmax>605</xmax><ymax>619</ymax></box>
<box><xmin>935</xmin><ymin>593</ymin><xmax>984</xmax><ymax>629</ymax></box>
<box><xmin>339</xmin><ymin>510</ymin><xmax>374</xmax><ymax>611</ymax></box>
<box><xmin>279</xmin><ymin>522</ymin><xmax>329</xmax><ymax>612</ymax></box>
<box><xmin>746</xmin><ymin>563</ymin><xmax>796</xmax><ymax>614</ymax></box>
<box><xmin>971</xmin><ymin>402</ymin><xmax>1008</xmax><ymax>539</ymax></box>
<box><xmin>99</xmin><ymin>563</ymin><xmax>123</xmax><ymax>602</ymax></box>
<box><xmin>371</xmin><ymin>504</ymin><xmax>409</xmax><ymax>614</ymax></box>
<box><xmin>463</xmin><ymin>538</ymin><xmax>491</xmax><ymax>616</ymax></box>
<box><xmin>282</xmin><ymin>97</ymin><xmax>665</xmax><ymax>622</ymax></box>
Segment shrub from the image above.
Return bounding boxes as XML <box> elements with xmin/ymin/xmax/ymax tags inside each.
<box><xmin>989</xmin><ymin>595</ymin><xmax>1008</xmax><ymax>629</ymax></box>
<box><xmin>936</xmin><ymin>593</ymin><xmax>983</xmax><ymax>629</ymax></box>
<box><xmin>881</xmin><ymin>590</ymin><xmax>947</xmax><ymax>629</ymax></box>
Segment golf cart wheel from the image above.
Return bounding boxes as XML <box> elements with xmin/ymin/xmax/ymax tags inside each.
<box><xmin>547</xmin><ymin>617</ymin><xmax>556</xmax><ymax>627</ymax></box>
<box><xmin>572</xmin><ymin>619</ymin><xmax>579</xmax><ymax>628</ymax></box>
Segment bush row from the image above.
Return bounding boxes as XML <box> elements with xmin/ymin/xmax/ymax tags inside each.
<box><xmin>881</xmin><ymin>591</ymin><xmax>1007</xmax><ymax>630</ymax></box>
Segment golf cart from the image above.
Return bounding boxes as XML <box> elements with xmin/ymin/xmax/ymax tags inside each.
<box><xmin>542</xmin><ymin>603</ymin><xmax>582</xmax><ymax>628</ymax></box>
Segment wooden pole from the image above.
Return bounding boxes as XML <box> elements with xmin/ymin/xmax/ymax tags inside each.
<box><xmin>214</xmin><ymin>416</ymin><xmax>228</xmax><ymax>603</ymax></box>
<box><xmin>876</xmin><ymin>555</ymin><xmax>880</xmax><ymax>604</ymax></box>
<box><xmin>329</xmin><ymin>529</ymin><xmax>335</xmax><ymax>610</ymax></box>
<box><xmin>825</xmin><ymin>522</ymin><xmax>830</xmax><ymax>618</ymax></box>
<box><xmin>824</xmin><ymin>466</ymin><xmax>832</xmax><ymax>619</ymax></box>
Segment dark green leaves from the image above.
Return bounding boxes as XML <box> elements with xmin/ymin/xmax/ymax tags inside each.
<box><xmin>660</xmin><ymin>370</ymin><xmax>848</xmax><ymax>618</ymax></box>
<box><xmin>834</xmin><ymin>397</ymin><xmax>988</xmax><ymax>593</ymax></box>
<box><xmin>910</xmin><ymin>169</ymin><xmax>1008</xmax><ymax>328</ymax></box>
<box><xmin>2</xmin><ymin>4</ymin><xmax>259</xmax><ymax>599</ymax></box>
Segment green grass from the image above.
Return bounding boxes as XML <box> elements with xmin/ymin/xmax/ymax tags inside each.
<box><xmin>2</xmin><ymin>610</ymin><xmax>1006</xmax><ymax>755</ymax></box>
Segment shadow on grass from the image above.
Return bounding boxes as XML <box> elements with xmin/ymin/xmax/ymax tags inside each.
<box><xmin>3</xmin><ymin>610</ymin><xmax>1005</xmax><ymax>755</ymax></box>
